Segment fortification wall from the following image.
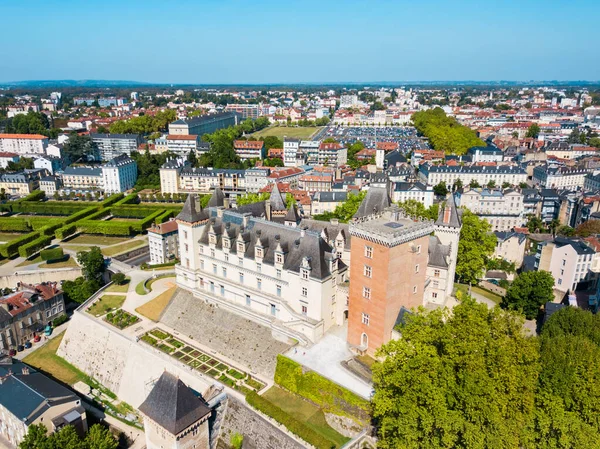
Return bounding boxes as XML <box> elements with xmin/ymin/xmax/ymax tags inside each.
<box><xmin>57</xmin><ymin>311</ymin><xmax>212</xmax><ymax>408</ymax></box>
<box><xmin>0</xmin><ymin>268</ymin><xmax>82</xmax><ymax>289</ymax></box>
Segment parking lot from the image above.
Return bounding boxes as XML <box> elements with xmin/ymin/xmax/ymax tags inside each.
<box><xmin>322</xmin><ymin>125</ymin><xmax>430</xmax><ymax>152</ymax></box>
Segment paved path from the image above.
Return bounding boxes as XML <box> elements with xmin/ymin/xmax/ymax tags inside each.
<box><xmin>285</xmin><ymin>324</ymin><xmax>372</xmax><ymax>399</ymax></box>
<box><xmin>14</xmin><ymin>320</ymin><xmax>70</xmax><ymax>360</ymax></box>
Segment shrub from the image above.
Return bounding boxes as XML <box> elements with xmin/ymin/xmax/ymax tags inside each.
<box><xmin>27</xmin><ymin>217</ymin><xmax>64</xmax><ymax>230</ymax></box>
<box><xmin>246</xmin><ymin>391</ymin><xmax>335</xmax><ymax>449</ymax></box>
<box><xmin>53</xmin><ymin>314</ymin><xmax>68</xmax><ymax>326</ymax></box>
<box><xmin>141</xmin><ymin>260</ymin><xmax>178</xmax><ymax>270</ymax></box>
<box><xmin>112</xmin><ymin>206</ymin><xmax>161</xmax><ymax>219</ymax></box>
<box><xmin>55</xmin><ymin>224</ymin><xmax>77</xmax><ymax>240</ymax></box>
<box><xmin>155</xmin><ymin>209</ymin><xmax>175</xmax><ymax>224</ymax></box>
<box><xmin>101</xmin><ymin>193</ymin><xmax>125</xmax><ymax>207</ymax></box>
<box><xmin>11</xmin><ymin>202</ymin><xmax>89</xmax><ymax>216</ymax></box>
<box><xmin>274</xmin><ymin>355</ymin><xmax>370</xmax><ymax>419</ymax></box>
<box><xmin>64</xmin><ymin>206</ymin><xmax>101</xmax><ymax>225</ymax></box>
<box><xmin>19</xmin><ymin>190</ymin><xmax>46</xmax><ymax>202</ymax></box>
<box><xmin>114</xmin><ymin>192</ymin><xmax>138</xmax><ymax>205</ymax></box>
<box><xmin>132</xmin><ymin>209</ymin><xmax>165</xmax><ymax>233</ymax></box>
<box><xmin>77</xmin><ymin>221</ymin><xmax>132</xmax><ymax>236</ymax></box>
<box><xmin>0</xmin><ymin>232</ymin><xmax>40</xmax><ymax>258</ymax></box>
<box><xmin>0</xmin><ymin>218</ymin><xmax>31</xmax><ymax>232</ymax></box>
<box><xmin>38</xmin><ymin>222</ymin><xmax>64</xmax><ymax>236</ymax></box>
<box><xmin>19</xmin><ymin>235</ymin><xmax>53</xmax><ymax>258</ymax></box>
<box><xmin>40</xmin><ymin>247</ymin><xmax>64</xmax><ymax>261</ymax></box>
<box><xmin>112</xmin><ymin>273</ymin><xmax>126</xmax><ymax>285</ymax></box>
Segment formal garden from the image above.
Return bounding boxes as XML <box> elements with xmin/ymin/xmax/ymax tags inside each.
<box><xmin>0</xmin><ymin>190</ymin><xmax>185</xmax><ymax>259</ymax></box>
<box><xmin>140</xmin><ymin>328</ymin><xmax>266</xmax><ymax>395</ymax></box>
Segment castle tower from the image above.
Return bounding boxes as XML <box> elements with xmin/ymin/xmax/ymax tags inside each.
<box><xmin>176</xmin><ymin>193</ymin><xmax>210</xmax><ymax>290</ymax></box>
<box><xmin>434</xmin><ymin>193</ymin><xmax>462</xmax><ymax>298</ymax></box>
<box><xmin>139</xmin><ymin>372</ymin><xmax>211</xmax><ymax>449</ymax></box>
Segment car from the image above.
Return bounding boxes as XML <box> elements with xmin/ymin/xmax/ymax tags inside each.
<box><xmin>24</xmin><ymin>341</ymin><xmax>32</xmax><ymax>349</ymax></box>
<box><xmin>8</xmin><ymin>349</ymin><xmax>16</xmax><ymax>356</ymax></box>
<box><xmin>33</xmin><ymin>335</ymin><xmax>41</xmax><ymax>343</ymax></box>
<box><xmin>17</xmin><ymin>345</ymin><xmax>24</xmax><ymax>352</ymax></box>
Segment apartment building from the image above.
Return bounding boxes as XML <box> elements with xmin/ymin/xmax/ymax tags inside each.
<box><xmin>311</xmin><ymin>191</ymin><xmax>348</xmax><ymax>215</ymax></box>
<box><xmin>155</xmin><ymin>135</ymin><xmax>200</xmax><ymax>156</ymax></box>
<box><xmin>0</xmin><ymin>134</ymin><xmax>49</xmax><ymax>155</ymax></box>
<box><xmin>60</xmin><ymin>166</ymin><xmax>103</xmax><ymax>190</ymax></box>
<box><xmin>233</xmin><ymin>140</ymin><xmax>265</xmax><ymax>160</ymax></box>
<box><xmin>584</xmin><ymin>172</ymin><xmax>600</xmax><ymax>191</ymax></box>
<box><xmin>0</xmin><ymin>356</ymin><xmax>87</xmax><ymax>447</ymax></box>
<box><xmin>0</xmin><ymin>152</ymin><xmax>19</xmax><ymax>168</ymax></box>
<box><xmin>392</xmin><ymin>182</ymin><xmax>434</xmax><ymax>208</ymax></box>
<box><xmin>0</xmin><ymin>283</ymin><xmax>66</xmax><ymax>351</ymax></box>
<box><xmin>168</xmin><ymin>112</ymin><xmax>240</xmax><ymax>136</ymax></box>
<box><xmin>91</xmin><ymin>133</ymin><xmax>142</xmax><ymax>160</ymax></box>
<box><xmin>245</xmin><ymin>167</ymin><xmax>271</xmax><ymax>193</ymax></box>
<box><xmin>148</xmin><ymin>219</ymin><xmax>179</xmax><ymax>265</ymax></box>
<box><xmin>175</xmin><ymin>189</ymin><xmax>349</xmax><ymax>343</ymax></box>
<box><xmin>283</xmin><ymin>138</ymin><xmax>300</xmax><ymax>167</ymax></box>
<box><xmin>102</xmin><ymin>154</ymin><xmax>137</xmax><ymax>194</ymax></box>
<box><xmin>493</xmin><ymin>231</ymin><xmax>527</xmax><ymax>268</ymax></box>
<box><xmin>458</xmin><ymin>188</ymin><xmax>526</xmax><ymax>231</ymax></box>
<box><xmin>533</xmin><ymin>165</ymin><xmax>590</xmax><ymax>190</ymax></box>
<box><xmin>536</xmin><ymin>237</ymin><xmax>596</xmax><ymax>292</ymax></box>
<box><xmin>467</xmin><ymin>145</ymin><xmax>504</xmax><ymax>163</ymax></box>
<box><xmin>0</xmin><ymin>171</ymin><xmax>41</xmax><ymax>195</ymax></box>
<box><xmin>299</xmin><ymin>171</ymin><xmax>334</xmax><ymax>193</ymax></box>
<box><xmin>316</xmin><ymin>142</ymin><xmax>348</xmax><ymax>167</ymax></box>
<box><xmin>419</xmin><ymin>164</ymin><xmax>527</xmax><ymax>188</ymax></box>
<box><xmin>300</xmin><ymin>140</ymin><xmax>320</xmax><ymax>165</ymax></box>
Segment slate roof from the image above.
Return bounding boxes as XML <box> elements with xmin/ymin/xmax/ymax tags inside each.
<box><xmin>353</xmin><ymin>187</ymin><xmax>391</xmax><ymax>218</ymax></box>
<box><xmin>428</xmin><ymin>235</ymin><xmax>450</xmax><ymax>269</ymax></box>
<box><xmin>269</xmin><ymin>183</ymin><xmax>287</xmax><ymax>211</ymax></box>
<box><xmin>284</xmin><ymin>203</ymin><xmax>301</xmax><ymax>224</ymax></box>
<box><xmin>62</xmin><ymin>166</ymin><xmax>102</xmax><ymax>177</ymax></box>
<box><xmin>0</xmin><ymin>359</ymin><xmax>79</xmax><ymax>424</ymax></box>
<box><xmin>176</xmin><ymin>194</ymin><xmax>209</xmax><ymax>223</ymax></box>
<box><xmin>207</xmin><ymin>187</ymin><xmax>225</xmax><ymax>208</ymax></box>
<box><xmin>300</xmin><ymin>219</ymin><xmax>351</xmax><ymax>251</ymax></box>
<box><xmin>139</xmin><ymin>372</ymin><xmax>211</xmax><ymax>435</ymax></box>
<box><xmin>435</xmin><ymin>193</ymin><xmax>462</xmax><ymax>228</ymax></box>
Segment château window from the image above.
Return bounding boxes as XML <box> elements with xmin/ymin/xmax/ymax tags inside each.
<box><xmin>237</xmin><ymin>242</ymin><xmax>245</xmax><ymax>252</ymax></box>
<box><xmin>362</xmin><ymin>313</ymin><xmax>370</xmax><ymax>326</ymax></box>
<box><xmin>210</xmin><ymin>249</ymin><xmax>215</xmax><ymax>258</ymax></box>
<box><xmin>256</xmin><ymin>262</ymin><xmax>262</xmax><ymax>272</ymax></box>
<box><xmin>238</xmin><ymin>257</ymin><xmax>243</xmax><ymax>266</ymax></box>
<box><xmin>302</xmin><ymin>287</ymin><xmax>307</xmax><ymax>297</ymax></box>
<box><xmin>364</xmin><ymin>245</ymin><xmax>373</xmax><ymax>258</ymax></box>
<box><xmin>302</xmin><ymin>305</ymin><xmax>308</xmax><ymax>315</ymax></box>
<box><xmin>257</xmin><ymin>278</ymin><xmax>262</xmax><ymax>290</ymax></box>
<box><xmin>199</xmin><ymin>245</ymin><xmax>203</xmax><ymax>254</ymax></box>
<box><xmin>434</xmin><ymin>269</ymin><xmax>440</xmax><ymax>277</ymax></box>
<box><xmin>301</xmin><ymin>269</ymin><xmax>309</xmax><ymax>280</ymax></box>
<box><xmin>415</xmin><ymin>264</ymin><xmax>419</xmax><ymax>274</ymax></box>
<box><xmin>184</xmin><ymin>243</ymin><xmax>189</xmax><ymax>252</ymax></box>
<box><xmin>222</xmin><ymin>267</ymin><xmax>227</xmax><ymax>277</ymax></box>
<box><xmin>256</xmin><ymin>247</ymin><xmax>263</xmax><ymax>258</ymax></box>
<box><xmin>276</xmin><ymin>285</ymin><xmax>281</xmax><ymax>297</ymax></box>
<box><xmin>363</xmin><ymin>286</ymin><xmax>371</xmax><ymax>299</ymax></box>
<box><xmin>276</xmin><ymin>253</ymin><xmax>283</xmax><ymax>264</ymax></box>
<box><xmin>209</xmin><ymin>234</ymin><xmax>216</xmax><ymax>244</ymax></box>
<box><xmin>184</xmin><ymin>231</ymin><xmax>188</xmax><ymax>239</ymax></box>
<box><xmin>364</xmin><ymin>265</ymin><xmax>372</xmax><ymax>278</ymax></box>
<box><xmin>223</xmin><ymin>239</ymin><xmax>230</xmax><ymax>249</ymax></box>
<box><xmin>239</xmin><ymin>272</ymin><xmax>244</xmax><ymax>284</ymax></box>
<box><xmin>413</xmin><ymin>285</ymin><xmax>417</xmax><ymax>294</ymax></box>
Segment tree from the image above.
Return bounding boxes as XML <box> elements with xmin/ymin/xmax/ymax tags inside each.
<box><xmin>312</xmin><ymin>191</ymin><xmax>367</xmax><ymax>223</ymax></box>
<box><xmin>487</xmin><ymin>180</ymin><xmax>496</xmax><ymax>189</ymax></box>
<box><xmin>62</xmin><ymin>277</ymin><xmax>101</xmax><ymax>304</ymax></box>
<box><xmin>19</xmin><ymin>424</ymin><xmax>49</xmax><ymax>449</ymax></box>
<box><xmin>398</xmin><ymin>199</ymin><xmax>439</xmax><ymax>220</ymax></box>
<box><xmin>519</xmin><ymin>182</ymin><xmax>529</xmax><ymax>189</ymax></box>
<box><xmin>575</xmin><ymin>219</ymin><xmax>600</xmax><ymax>237</ymax></box>
<box><xmin>112</xmin><ymin>273</ymin><xmax>126</xmax><ymax>285</ymax></box>
<box><xmin>512</xmin><ymin>131</ymin><xmax>519</xmax><ymax>139</ymax></box>
<box><xmin>526</xmin><ymin>123</ymin><xmax>541</xmax><ymax>139</ymax></box>
<box><xmin>557</xmin><ymin>225</ymin><xmax>575</xmax><ymax>237</ymax></box>
<box><xmin>456</xmin><ymin>210</ymin><xmax>497</xmax><ymax>284</ymax></box>
<box><xmin>452</xmin><ymin>178</ymin><xmax>463</xmax><ymax>191</ymax></box>
<box><xmin>63</xmin><ymin>133</ymin><xmax>94</xmax><ymax>163</ymax></box>
<box><xmin>503</xmin><ymin>271</ymin><xmax>554</xmax><ymax>319</ymax></box>
<box><xmin>372</xmin><ymin>297</ymin><xmax>539</xmax><ymax>449</ymax></box>
<box><xmin>187</xmin><ymin>150</ymin><xmax>198</xmax><ymax>167</ymax></box>
<box><xmin>469</xmin><ymin>179</ymin><xmax>480</xmax><ymax>188</ymax></box>
<box><xmin>433</xmin><ymin>182</ymin><xmax>448</xmax><ymax>197</ymax></box>
<box><xmin>85</xmin><ymin>423</ymin><xmax>119</xmax><ymax>449</ymax></box>
<box><xmin>77</xmin><ymin>247</ymin><xmax>105</xmax><ymax>281</ymax></box>
<box><xmin>548</xmin><ymin>218</ymin><xmax>560</xmax><ymax>237</ymax></box>
<box><xmin>526</xmin><ymin>215</ymin><xmax>544</xmax><ymax>233</ymax></box>
<box><xmin>20</xmin><ymin>424</ymin><xmax>118</xmax><ymax>449</ymax></box>
<box><xmin>502</xmin><ymin>182</ymin><xmax>511</xmax><ymax>189</ymax></box>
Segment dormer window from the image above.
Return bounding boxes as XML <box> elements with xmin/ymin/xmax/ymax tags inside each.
<box><xmin>256</xmin><ymin>247</ymin><xmax>264</xmax><ymax>259</ymax></box>
<box><xmin>209</xmin><ymin>233</ymin><xmax>217</xmax><ymax>245</ymax></box>
<box><xmin>237</xmin><ymin>241</ymin><xmax>245</xmax><ymax>253</ymax></box>
<box><xmin>301</xmin><ymin>269</ymin><xmax>309</xmax><ymax>280</ymax></box>
<box><xmin>223</xmin><ymin>238</ymin><xmax>230</xmax><ymax>249</ymax></box>
<box><xmin>276</xmin><ymin>253</ymin><xmax>283</xmax><ymax>264</ymax></box>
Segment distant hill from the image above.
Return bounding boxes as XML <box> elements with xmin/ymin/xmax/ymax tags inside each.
<box><xmin>0</xmin><ymin>80</ymin><xmax>157</xmax><ymax>88</ymax></box>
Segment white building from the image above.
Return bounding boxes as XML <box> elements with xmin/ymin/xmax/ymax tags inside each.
<box><xmin>458</xmin><ymin>188</ymin><xmax>526</xmax><ymax>232</ymax></box>
<box><xmin>0</xmin><ymin>134</ymin><xmax>48</xmax><ymax>155</ymax></box>
<box><xmin>392</xmin><ymin>182</ymin><xmax>434</xmax><ymax>208</ymax></box>
<box><xmin>339</xmin><ymin>95</ymin><xmax>358</xmax><ymax>108</ymax></box>
<box><xmin>536</xmin><ymin>237</ymin><xmax>596</xmax><ymax>292</ymax></box>
<box><xmin>283</xmin><ymin>138</ymin><xmax>300</xmax><ymax>167</ymax></box>
<box><xmin>102</xmin><ymin>154</ymin><xmax>138</xmax><ymax>194</ymax></box>
<box><xmin>419</xmin><ymin>164</ymin><xmax>527</xmax><ymax>188</ymax></box>
<box><xmin>316</xmin><ymin>143</ymin><xmax>348</xmax><ymax>167</ymax></box>
<box><xmin>148</xmin><ymin>219</ymin><xmax>179</xmax><ymax>265</ymax></box>
<box><xmin>91</xmin><ymin>133</ymin><xmax>142</xmax><ymax>161</ymax></box>
<box><xmin>0</xmin><ymin>152</ymin><xmax>19</xmax><ymax>168</ymax></box>
<box><xmin>155</xmin><ymin>135</ymin><xmax>200</xmax><ymax>156</ymax></box>
<box><xmin>533</xmin><ymin>165</ymin><xmax>590</xmax><ymax>190</ymax></box>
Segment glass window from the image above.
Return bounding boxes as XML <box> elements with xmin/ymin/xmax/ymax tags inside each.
<box><xmin>276</xmin><ymin>285</ymin><xmax>281</xmax><ymax>297</ymax></box>
<box><xmin>257</xmin><ymin>278</ymin><xmax>262</xmax><ymax>290</ymax></box>
<box><xmin>256</xmin><ymin>263</ymin><xmax>261</xmax><ymax>273</ymax></box>
<box><xmin>246</xmin><ymin>294</ymin><xmax>251</xmax><ymax>306</ymax></box>
<box><xmin>364</xmin><ymin>246</ymin><xmax>373</xmax><ymax>258</ymax></box>
<box><xmin>239</xmin><ymin>272</ymin><xmax>244</xmax><ymax>283</ymax></box>
<box><xmin>362</xmin><ymin>313</ymin><xmax>370</xmax><ymax>325</ymax></box>
<box><xmin>364</xmin><ymin>265</ymin><xmax>372</xmax><ymax>278</ymax></box>
<box><xmin>363</xmin><ymin>286</ymin><xmax>371</xmax><ymax>299</ymax></box>
<box><xmin>301</xmin><ymin>305</ymin><xmax>307</xmax><ymax>315</ymax></box>
<box><xmin>302</xmin><ymin>287</ymin><xmax>307</xmax><ymax>297</ymax></box>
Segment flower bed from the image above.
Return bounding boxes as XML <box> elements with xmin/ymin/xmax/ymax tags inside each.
<box><xmin>104</xmin><ymin>309</ymin><xmax>140</xmax><ymax>330</ymax></box>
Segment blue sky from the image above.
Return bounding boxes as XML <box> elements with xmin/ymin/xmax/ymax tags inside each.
<box><xmin>0</xmin><ymin>0</ymin><xmax>598</xmax><ymax>83</ymax></box>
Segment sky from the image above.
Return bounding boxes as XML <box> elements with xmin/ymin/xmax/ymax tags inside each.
<box><xmin>0</xmin><ymin>0</ymin><xmax>599</xmax><ymax>84</ymax></box>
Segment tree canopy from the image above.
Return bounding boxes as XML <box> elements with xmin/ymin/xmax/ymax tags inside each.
<box><xmin>575</xmin><ymin>219</ymin><xmax>600</xmax><ymax>237</ymax></box>
<box><xmin>109</xmin><ymin>110</ymin><xmax>176</xmax><ymax>134</ymax></box>
<box><xmin>397</xmin><ymin>199</ymin><xmax>439</xmax><ymax>220</ymax></box>
<box><xmin>526</xmin><ymin>123</ymin><xmax>541</xmax><ymax>139</ymax></box>
<box><xmin>312</xmin><ymin>191</ymin><xmax>367</xmax><ymax>223</ymax></box>
<box><xmin>456</xmin><ymin>209</ymin><xmax>497</xmax><ymax>284</ymax></box>
<box><xmin>20</xmin><ymin>424</ymin><xmax>118</xmax><ymax>449</ymax></box>
<box><xmin>411</xmin><ymin>108</ymin><xmax>486</xmax><ymax>155</ymax></box>
<box><xmin>77</xmin><ymin>246</ymin><xmax>105</xmax><ymax>281</ymax></box>
<box><xmin>503</xmin><ymin>271</ymin><xmax>555</xmax><ymax>319</ymax></box>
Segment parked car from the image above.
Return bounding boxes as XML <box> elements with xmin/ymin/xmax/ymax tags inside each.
<box><xmin>17</xmin><ymin>345</ymin><xmax>24</xmax><ymax>352</ymax></box>
<box><xmin>8</xmin><ymin>349</ymin><xmax>16</xmax><ymax>356</ymax></box>
<box><xmin>33</xmin><ymin>335</ymin><xmax>41</xmax><ymax>343</ymax></box>
<box><xmin>24</xmin><ymin>341</ymin><xmax>32</xmax><ymax>349</ymax></box>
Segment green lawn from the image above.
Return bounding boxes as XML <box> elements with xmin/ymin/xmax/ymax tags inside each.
<box><xmin>64</xmin><ymin>235</ymin><xmax>130</xmax><ymax>246</ymax></box>
<box><xmin>263</xmin><ymin>386</ymin><xmax>350</xmax><ymax>448</ymax></box>
<box><xmin>86</xmin><ymin>295</ymin><xmax>127</xmax><ymax>317</ymax></box>
<box><xmin>250</xmin><ymin>126</ymin><xmax>322</xmax><ymax>140</ymax></box>
<box><xmin>102</xmin><ymin>239</ymin><xmax>147</xmax><ymax>257</ymax></box>
<box><xmin>0</xmin><ymin>232</ymin><xmax>25</xmax><ymax>242</ymax></box>
<box><xmin>22</xmin><ymin>332</ymin><xmax>89</xmax><ymax>386</ymax></box>
<box><xmin>104</xmin><ymin>279</ymin><xmax>130</xmax><ymax>293</ymax></box>
<box><xmin>454</xmin><ymin>283</ymin><xmax>503</xmax><ymax>304</ymax></box>
<box><xmin>16</xmin><ymin>255</ymin><xmax>43</xmax><ymax>267</ymax></box>
<box><xmin>39</xmin><ymin>256</ymin><xmax>78</xmax><ymax>269</ymax></box>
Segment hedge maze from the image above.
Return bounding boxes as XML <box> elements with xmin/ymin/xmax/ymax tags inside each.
<box><xmin>0</xmin><ymin>191</ymin><xmax>184</xmax><ymax>259</ymax></box>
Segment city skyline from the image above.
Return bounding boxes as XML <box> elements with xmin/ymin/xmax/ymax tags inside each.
<box><xmin>1</xmin><ymin>0</ymin><xmax>599</xmax><ymax>84</ymax></box>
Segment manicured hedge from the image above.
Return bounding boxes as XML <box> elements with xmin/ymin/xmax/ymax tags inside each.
<box><xmin>11</xmin><ymin>202</ymin><xmax>89</xmax><ymax>216</ymax></box>
<box><xmin>28</xmin><ymin>217</ymin><xmax>65</xmax><ymax>230</ymax></box>
<box><xmin>40</xmin><ymin>247</ymin><xmax>64</xmax><ymax>261</ymax></box>
<box><xmin>132</xmin><ymin>209</ymin><xmax>165</xmax><ymax>233</ymax></box>
<box><xmin>0</xmin><ymin>232</ymin><xmax>40</xmax><ymax>258</ymax></box>
<box><xmin>0</xmin><ymin>218</ymin><xmax>31</xmax><ymax>232</ymax></box>
<box><xmin>111</xmin><ymin>206</ymin><xmax>155</xmax><ymax>219</ymax></box>
<box><xmin>38</xmin><ymin>223</ymin><xmax>64</xmax><ymax>237</ymax></box>
<box><xmin>64</xmin><ymin>206</ymin><xmax>101</xmax><ymax>225</ymax></box>
<box><xmin>101</xmin><ymin>193</ymin><xmax>125</xmax><ymax>207</ymax></box>
<box><xmin>141</xmin><ymin>260</ymin><xmax>178</xmax><ymax>270</ymax></box>
<box><xmin>114</xmin><ymin>193</ymin><xmax>138</xmax><ymax>205</ymax></box>
<box><xmin>77</xmin><ymin>221</ymin><xmax>132</xmax><ymax>236</ymax></box>
<box><xmin>19</xmin><ymin>190</ymin><xmax>46</xmax><ymax>202</ymax></box>
<box><xmin>246</xmin><ymin>391</ymin><xmax>335</xmax><ymax>449</ymax></box>
<box><xmin>55</xmin><ymin>224</ymin><xmax>77</xmax><ymax>240</ymax></box>
<box><xmin>274</xmin><ymin>355</ymin><xmax>370</xmax><ymax>419</ymax></box>
<box><xmin>155</xmin><ymin>209</ymin><xmax>175</xmax><ymax>224</ymax></box>
<box><xmin>85</xmin><ymin>209</ymin><xmax>111</xmax><ymax>221</ymax></box>
<box><xmin>19</xmin><ymin>235</ymin><xmax>53</xmax><ymax>258</ymax></box>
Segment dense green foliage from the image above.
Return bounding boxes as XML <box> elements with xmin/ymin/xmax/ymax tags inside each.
<box><xmin>373</xmin><ymin>297</ymin><xmax>540</xmax><ymax>449</ymax></box>
<box><xmin>77</xmin><ymin>221</ymin><xmax>132</xmax><ymax>236</ymax></box>
<box><xmin>62</xmin><ymin>277</ymin><xmax>101</xmax><ymax>304</ymax></box>
<box><xmin>19</xmin><ymin>234</ymin><xmax>53</xmax><ymax>257</ymax></box>
<box><xmin>575</xmin><ymin>219</ymin><xmax>600</xmax><ymax>237</ymax></box>
<box><xmin>312</xmin><ymin>191</ymin><xmax>367</xmax><ymax>223</ymax></box>
<box><xmin>19</xmin><ymin>190</ymin><xmax>46</xmax><ymax>202</ymax></box>
<box><xmin>62</xmin><ymin>133</ymin><xmax>94</xmax><ymax>162</ymax></box>
<box><xmin>132</xmin><ymin>209</ymin><xmax>165</xmax><ymax>232</ymax></box>
<box><xmin>0</xmin><ymin>217</ymin><xmax>30</xmax><ymax>232</ymax></box>
<box><xmin>5</xmin><ymin>111</ymin><xmax>60</xmax><ymax>138</ymax></box>
<box><xmin>130</xmin><ymin>150</ymin><xmax>179</xmax><ymax>189</ymax></box>
<box><xmin>109</xmin><ymin>110</ymin><xmax>176</xmax><ymax>134</ymax></box>
<box><xmin>274</xmin><ymin>355</ymin><xmax>370</xmax><ymax>420</ymax></box>
<box><xmin>456</xmin><ymin>209</ymin><xmax>497</xmax><ymax>284</ymax></box>
<box><xmin>0</xmin><ymin>231</ymin><xmax>40</xmax><ymax>258</ymax></box>
<box><xmin>20</xmin><ymin>423</ymin><xmax>117</xmax><ymax>449</ymax></box>
<box><xmin>40</xmin><ymin>247</ymin><xmax>64</xmax><ymax>261</ymax></box>
<box><xmin>412</xmin><ymin>108</ymin><xmax>486</xmax><ymax>155</ymax></box>
<box><xmin>77</xmin><ymin>246</ymin><xmax>105</xmax><ymax>281</ymax></box>
<box><xmin>503</xmin><ymin>271</ymin><xmax>555</xmax><ymax>319</ymax></box>
<box><xmin>397</xmin><ymin>199</ymin><xmax>439</xmax><ymax>220</ymax></box>
<box><xmin>246</xmin><ymin>391</ymin><xmax>335</xmax><ymax>449</ymax></box>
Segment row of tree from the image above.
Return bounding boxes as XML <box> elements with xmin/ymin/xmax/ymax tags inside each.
<box><xmin>108</xmin><ymin>110</ymin><xmax>176</xmax><ymax>135</ymax></box>
<box><xmin>373</xmin><ymin>299</ymin><xmax>600</xmax><ymax>449</ymax></box>
<box><xmin>4</xmin><ymin>111</ymin><xmax>61</xmax><ymax>138</ymax></box>
<box><xmin>20</xmin><ymin>423</ymin><xmax>117</xmax><ymax>449</ymax></box>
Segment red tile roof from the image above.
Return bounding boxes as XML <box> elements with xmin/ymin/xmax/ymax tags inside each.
<box><xmin>167</xmin><ymin>135</ymin><xmax>198</xmax><ymax>141</ymax></box>
<box><xmin>234</xmin><ymin>140</ymin><xmax>264</xmax><ymax>149</ymax></box>
<box><xmin>0</xmin><ymin>134</ymin><xmax>48</xmax><ymax>140</ymax></box>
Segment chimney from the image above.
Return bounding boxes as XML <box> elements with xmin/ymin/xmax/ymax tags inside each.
<box><xmin>443</xmin><ymin>205</ymin><xmax>452</xmax><ymax>224</ymax></box>
<box><xmin>330</xmin><ymin>218</ymin><xmax>339</xmax><ymax>226</ymax></box>
<box><xmin>21</xmin><ymin>366</ymin><xmax>30</xmax><ymax>376</ymax></box>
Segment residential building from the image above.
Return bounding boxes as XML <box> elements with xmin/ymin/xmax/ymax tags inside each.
<box><xmin>91</xmin><ymin>133</ymin><xmax>142</xmax><ymax>160</ymax></box>
<box><xmin>283</xmin><ymin>138</ymin><xmax>300</xmax><ymax>167</ymax></box>
<box><xmin>155</xmin><ymin>135</ymin><xmax>200</xmax><ymax>156</ymax></box>
<box><xmin>245</xmin><ymin>167</ymin><xmax>271</xmax><ymax>193</ymax></box>
<box><xmin>39</xmin><ymin>176</ymin><xmax>61</xmax><ymax>195</ymax></box>
<box><xmin>584</xmin><ymin>172</ymin><xmax>600</xmax><ymax>191</ymax></box>
<box><xmin>0</xmin><ymin>152</ymin><xmax>19</xmax><ymax>168</ymax></box>
<box><xmin>311</xmin><ymin>191</ymin><xmax>348</xmax><ymax>215</ymax></box>
<box><xmin>419</xmin><ymin>164</ymin><xmax>527</xmax><ymax>188</ymax></box>
<box><xmin>0</xmin><ymin>171</ymin><xmax>41</xmax><ymax>195</ymax></box>
<box><xmin>74</xmin><ymin>97</ymin><xmax>125</xmax><ymax>107</ymax></box>
<box><xmin>0</xmin><ymin>283</ymin><xmax>66</xmax><ymax>351</ymax></box>
<box><xmin>102</xmin><ymin>154</ymin><xmax>137</xmax><ymax>194</ymax></box>
<box><xmin>467</xmin><ymin>145</ymin><xmax>504</xmax><ymax>163</ymax></box>
<box><xmin>299</xmin><ymin>140</ymin><xmax>320</xmax><ymax>165</ymax></box>
<box><xmin>160</xmin><ymin>158</ymin><xmax>186</xmax><ymax>194</ymax></box>
<box><xmin>536</xmin><ymin>237</ymin><xmax>596</xmax><ymax>292</ymax></box>
<box><xmin>0</xmin><ymin>134</ymin><xmax>48</xmax><ymax>155</ymax></box>
<box><xmin>233</xmin><ymin>140</ymin><xmax>265</xmax><ymax>160</ymax></box>
<box><xmin>148</xmin><ymin>219</ymin><xmax>179</xmax><ymax>265</ymax></box>
<box><xmin>60</xmin><ymin>166</ymin><xmax>103</xmax><ymax>191</ymax></box>
<box><xmin>339</xmin><ymin>95</ymin><xmax>358</xmax><ymax>108</ymax></box>
<box><xmin>316</xmin><ymin>142</ymin><xmax>348</xmax><ymax>166</ymax></box>
<box><xmin>33</xmin><ymin>155</ymin><xmax>63</xmax><ymax>175</ymax></box>
<box><xmin>533</xmin><ymin>165</ymin><xmax>590</xmax><ymax>190</ymax></box>
<box><xmin>299</xmin><ymin>171</ymin><xmax>334</xmax><ymax>193</ymax></box>
<box><xmin>175</xmin><ymin>187</ymin><xmax>348</xmax><ymax>343</ymax></box>
<box><xmin>392</xmin><ymin>182</ymin><xmax>434</xmax><ymax>208</ymax></box>
<box><xmin>493</xmin><ymin>231</ymin><xmax>527</xmax><ymax>268</ymax></box>
<box><xmin>458</xmin><ymin>188</ymin><xmax>526</xmax><ymax>231</ymax></box>
<box><xmin>0</xmin><ymin>356</ymin><xmax>87</xmax><ymax>447</ymax></box>
<box><xmin>139</xmin><ymin>371</ymin><xmax>211</xmax><ymax>449</ymax></box>
<box><xmin>225</xmin><ymin>103</ymin><xmax>261</xmax><ymax>119</ymax></box>
<box><xmin>168</xmin><ymin>112</ymin><xmax>240</xmax><ymax>136</ymax></box>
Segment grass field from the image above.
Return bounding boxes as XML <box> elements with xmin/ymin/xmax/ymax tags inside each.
<box><xmin>17</xmin><ymin>255</ymin><xmax>43</xmax><ymax>267</ymax></box>
<box><xmin>250</xmin><ymin>126</ymin><xmax>322</xmax><ymax>140</ymax></box>
<box><xmin>102</xmin><ymin>239</ymin><xmax>147</xmax><ymax>257</ymax></box>
<box><xmin>136</xmin><ymin>287</ymin><xmax>176</xmax><ymax>321</ymax></box>
<box><xmin>104</xmin><ymin>279</ymin><xmax>130</xmax><ymax>293</ymax></box>
<box><xmin>87</xmin><ymin>295</ymin><xmax>127</xmax><ymax>317</ymax></box>
<box><xmin>65</xmin><ymin>235</ymin><xmax>130</xmax><ymax>246</ymax></box>
<box><xmin>263</xmin><ymin>386</ymin><xmax>350</xmax><ymax>448</ymax></box>
<box><xmin>0</xmin><ymin>232</ymin><xmax>25</xmax><ymax>242</ymax></box>
<box><xmin>454</xmin><ymin>283</ymin><xmax>503</xmax><ymax>304</ymax></box>
<box><xmin>22</xmin><ymin>332</ymin><xmax>88</xmax><ymax>386</ymax></box>
<box><xmin>39</xmin><ymin>256</ymin><xmax>78</xmax><ymax>269</ymax></box>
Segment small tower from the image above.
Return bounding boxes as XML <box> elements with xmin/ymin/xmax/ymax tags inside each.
<box><xmin>176</xmin><ymin>194</ymin><xmax>210</xmax><ymax>289</ymax></box>
<box><xmin>434</xmin><ymin>193</ymin><xmax>462</xmax><ymax>299</ymax></box>
<box><xmin>284</xmin><ymin>202</ymin><xmax>301</xmax><ymax>227</ymax></box>
<box><xmin>139</xmin><ymin>372</ymin><xmax>211</xmax><ymax>449</ymax></box>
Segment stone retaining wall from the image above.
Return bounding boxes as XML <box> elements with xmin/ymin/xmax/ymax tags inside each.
<box><xmin>0</xmin><ymin>268</ymin><xmax>82</xmax><ymax>289</ymax></box>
